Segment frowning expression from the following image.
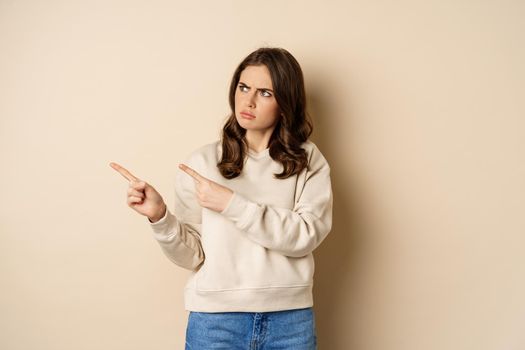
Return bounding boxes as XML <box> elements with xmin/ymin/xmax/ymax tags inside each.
<box><xmin>234</xmin><ymin>65</ymin><xmax>281</xmax><ymax>133</ymax></box>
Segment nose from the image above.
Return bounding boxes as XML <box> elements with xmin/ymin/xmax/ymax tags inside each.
<box><xmin>246</xmin><ymin>91</ymin><xmax>256</xmax><ymax>108</ymax></box>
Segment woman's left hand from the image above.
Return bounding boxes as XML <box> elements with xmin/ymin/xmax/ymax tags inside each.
<box><xmin>179</xmin><ymin>163</ymin><xmax>233</xmax><ymax>213</ymax></box>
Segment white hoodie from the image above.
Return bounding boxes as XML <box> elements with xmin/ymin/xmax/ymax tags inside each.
<box><xmin>149</xmin><ymin>139</ymin><xmax>333</xmax><ymax>312</ymax></box>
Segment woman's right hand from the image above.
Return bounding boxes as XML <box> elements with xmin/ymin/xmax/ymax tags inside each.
<box><xmin>109</xmin><ymin>162</ymin><xmax>167</xmax><ymax>223</ymax></box>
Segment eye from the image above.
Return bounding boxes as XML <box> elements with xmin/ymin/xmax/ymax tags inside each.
<box><xmin>238</xmin><ymin>84</ymin><xmax>249</xmax><ymax>92</ymax></box>
<box><xmin>260</xmin><ymin>90</ymin><xmax>272</xmax><ymax>97</ymax></box>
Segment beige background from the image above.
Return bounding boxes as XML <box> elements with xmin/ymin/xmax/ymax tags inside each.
<box><xmin>1</xmin><ymin>0</ymin><xmax>524</xmax><ymax>349</ymax></box>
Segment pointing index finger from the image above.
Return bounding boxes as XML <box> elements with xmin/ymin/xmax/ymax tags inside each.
<box><xmin>179</xmin><ymin>163</ymin><xmax>205</xmax><ymax>183</ymax></box>
<box><xmin>109</xmin><ymin>162</ymin><xmax>139</xmax><ymax>182</ymax></box>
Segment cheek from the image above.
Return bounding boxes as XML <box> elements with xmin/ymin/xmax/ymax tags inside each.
<box><xmin>265</xmin><ymin>101</ymin><xmax>280</xmax><ymax>119</ymax></box>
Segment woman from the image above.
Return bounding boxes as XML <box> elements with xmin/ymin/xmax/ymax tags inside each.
<box><xmin>110</xmin><ymin>47</ymin><xmax>333</xmax><ymax>349</ymax></box>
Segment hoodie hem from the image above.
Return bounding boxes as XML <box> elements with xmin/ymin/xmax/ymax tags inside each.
<box><xmin>183</xmin><ymin>284</ymin><xmax>313</xmax><ymax>312</ymax></box>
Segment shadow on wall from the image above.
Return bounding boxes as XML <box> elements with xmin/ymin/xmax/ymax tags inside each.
<box><xmin>308</xmin><ymin>69</ymin><xmax>369</xmax><ymax>349</ymax></box>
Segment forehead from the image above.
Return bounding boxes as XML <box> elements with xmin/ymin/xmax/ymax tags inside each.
<box><xmin>239</xmin><ymin>65</ymin><xmax>273</xmax><ymax>89</ymax></box>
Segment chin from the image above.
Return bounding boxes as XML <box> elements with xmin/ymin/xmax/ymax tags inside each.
<box><xmin>235</xmin><ymin>116</ymin><xmax>252</xmax><ymax>128</ymax></box>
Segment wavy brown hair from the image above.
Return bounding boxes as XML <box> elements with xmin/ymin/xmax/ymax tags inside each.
<box><xmin>217</xmin><ymin>47</ymin><xmax>313</xmax><ymax>179</ymax></box>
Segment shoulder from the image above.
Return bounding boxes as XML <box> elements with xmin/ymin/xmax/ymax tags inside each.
<box><xmin>301</xmin><ymin>140</ymin><xmax>330</xmax><ymax>170</ymax></box>
<box><xmin>181</xmin><ymin>140</ymin><xmax>221</xmax><ymax>171</ymax></box>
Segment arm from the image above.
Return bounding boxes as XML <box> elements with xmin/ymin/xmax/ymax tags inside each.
<box><xmin>150</xmin><ymin>157</ymin><xmax>205</xmax><ymax>271</ymax></box>
<box><xmin>220</xmin><ymin>145</ymin><xmax>333</xmax><ymax>258</ymax></box>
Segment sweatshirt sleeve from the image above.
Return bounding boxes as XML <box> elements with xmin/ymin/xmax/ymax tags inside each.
<box><xmin>219</xmin><ymin>144</ymin><xmax>333</xmax><ymax>258</ymax></box>
<box><xmin>149</xmin><ymin>156</ymin><xmax>205</xmax><ymax>271</ymax></box>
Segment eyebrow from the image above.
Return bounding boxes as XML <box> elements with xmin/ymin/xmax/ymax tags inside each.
<box><xmin>238</xmin><ymin>81</ymin><xmax>274</xmax><ymax>93</ymax></box>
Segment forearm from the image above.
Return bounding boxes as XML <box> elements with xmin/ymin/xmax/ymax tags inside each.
<box><xmin>150</xmin><ymin>208</ymin><xmax>204</xmax><ymax>271</ymax></box>
<box><xmin>220</xmin><ymin>191</ymin><xmax>333</xmax><ymax>258</ymax></box>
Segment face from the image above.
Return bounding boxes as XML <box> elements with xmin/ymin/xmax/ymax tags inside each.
<box><xmin>234</xmin><ymin>65</ymin><xmax>281</xmax><ymax>135</ymax></box>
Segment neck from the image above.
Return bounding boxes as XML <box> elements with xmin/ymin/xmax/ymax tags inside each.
<box><xmin>245</xmin><ymin>129</ymin><xmax>273</xmax><ymax>152</ymax></box>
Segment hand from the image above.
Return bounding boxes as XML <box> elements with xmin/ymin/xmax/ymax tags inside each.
<box><xmin>109</xmin><ymin>162</ymin><xmax>167</xmax><ymax>222</ymax></box>
<box><xmin>179</xmin><ymin>163</ymin><xmax>233</xmax><ymax>213</ymax></box>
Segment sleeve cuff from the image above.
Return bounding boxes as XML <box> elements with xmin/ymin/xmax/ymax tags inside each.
<box><xmin>219</xmin><ymin>192</ymin><xmax>258</xmax><ymax>229</ymax></box>
<box><xmin>149</xmin><ymin>208</ymin><xmax>177</xmax><ymax>236</ymax></box>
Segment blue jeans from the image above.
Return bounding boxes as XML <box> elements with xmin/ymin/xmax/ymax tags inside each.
<box><xmin>185</xmin><ymin>307</ymin><xmax>317</xmax><ymax>349</ymax></box>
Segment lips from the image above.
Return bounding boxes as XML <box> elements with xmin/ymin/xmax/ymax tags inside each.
<box><xmin>240</xmin><ymin>111</ymin><xmax>256</xmax><ymax>119</ymax></box>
